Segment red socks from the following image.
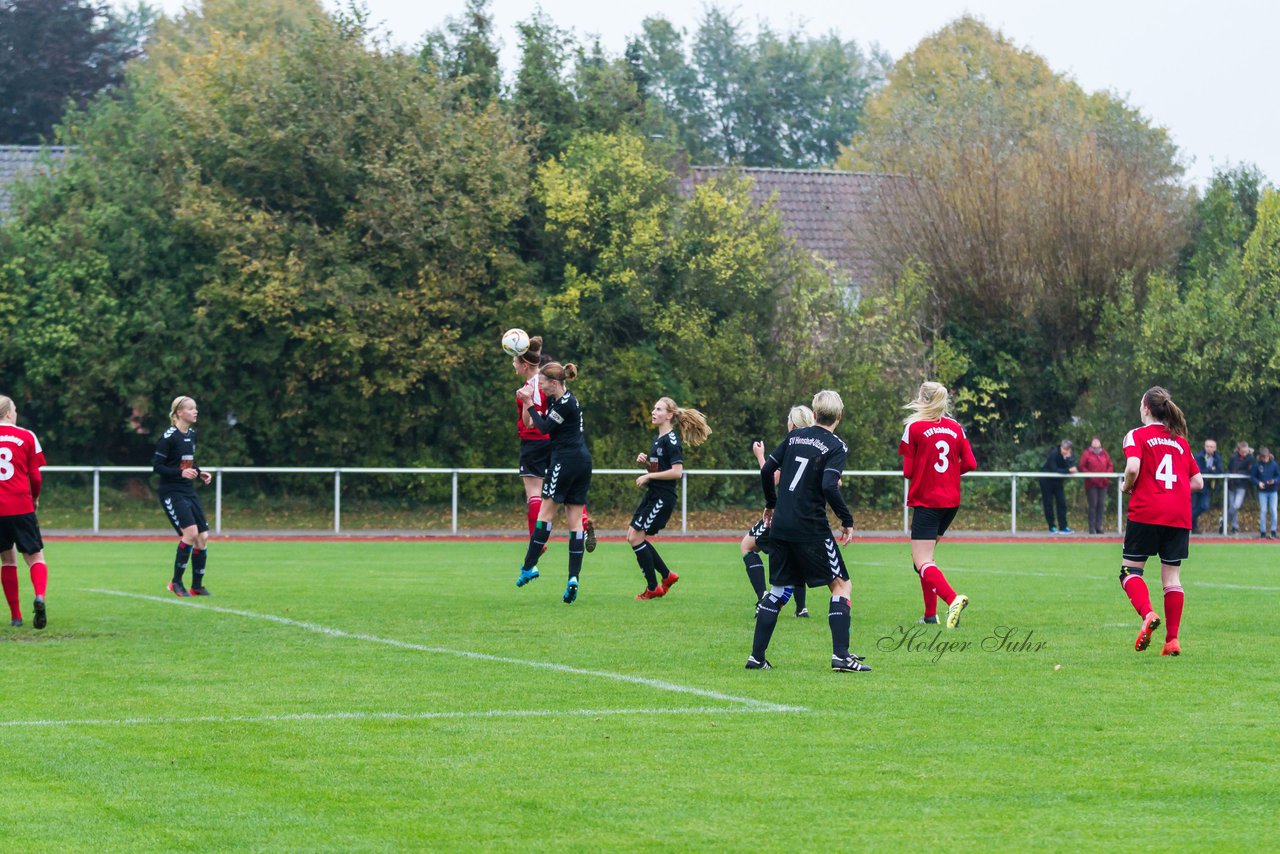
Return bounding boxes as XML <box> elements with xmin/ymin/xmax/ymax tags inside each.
<box><xmin>919</xmin><ymin>563</ymin><xmax>956</xmax><ymax>606</ymax></box>
<box><xmin>1163</xmin><ymin>585</ymin><xmax>1184</xmax><ymax>641</ymax></box>
<box><xmin>527</xmin><ymin>496</ymin><xmax>542</xmax><ymax>536</ymax></box>
<box><xmin>919</xmin><ymin>571</ymin><xmax>938</xmax><ymax>618</ymax></box>
<box><xmin>1</xmin><ymin>564</ymin><xmax>18</xmax><ymax>619</ymax></box>
<box><xmin>29</xmin><ymin>562</ymin><xmax>47</xmax><ymax>599</ymax></box>
<box><xmin>1122</xmin><ymin>573</ymin><xmax>1154</xmax><ymax>618</ymax></box>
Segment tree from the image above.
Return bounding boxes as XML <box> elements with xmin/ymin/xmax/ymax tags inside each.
<box><xmin>842</xmin><ymin>15</ymin><xmax>1189</xmax><ymax>448</ymax></box>
<box><xmin>419</xmin><ymin>0</ymin><xmax>501</xmax><ymax>104</ymax></box>
<box><xmin>0</xmin><ymin>0</ymin><xmax>151</xmax><ymax>144</ymax></box>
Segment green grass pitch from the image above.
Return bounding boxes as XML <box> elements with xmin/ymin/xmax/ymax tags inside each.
<box><xmin>1</xmin><ymin>538</ymin><xmax>1274</xmax><ymax>851</ymax></box>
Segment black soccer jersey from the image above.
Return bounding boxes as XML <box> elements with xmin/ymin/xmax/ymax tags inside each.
<box><xmin>527</xmin><ymin>391</ymin><xmax>589</xmax><ymax>459</ymax></box>
<box><xmin>153</xmin><ymin>425</ymin><xmax>200</xmax><ymax>493</ymax></box>
<box><xmin>646</xmin><ymin>430</ymin><xmax>683</xmax><ymax>496</ymax></box>
<box><xmin>761</xmin><ymin>425</ymin><xmax>852</xmax><ymax>538</ymax></box>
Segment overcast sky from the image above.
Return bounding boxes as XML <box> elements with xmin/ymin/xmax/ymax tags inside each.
<box><xmin>143</xmin><ymin>0</ymin><xmax>1277</xmax><ymax>188</ymax></box>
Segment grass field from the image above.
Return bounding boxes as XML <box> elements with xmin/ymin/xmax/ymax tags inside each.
<box><xmin>1</xmin><ymin>538</ymin><xmax>1275</xmax><ymax>851</ymax></box>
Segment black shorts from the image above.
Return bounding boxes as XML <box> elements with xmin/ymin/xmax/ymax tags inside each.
<box><xmin>160</xmin><ymin>491</ymin><xmax>209</xmax><ymax>535</ymax></box>
<box><xmin>0</xmin><ymin>513</ymin><xmax>43</xmax><ymax>554</ymax></box>
<box><xmin>542</xmin><ymin>455</ymin><xmax>591</xmax><ymax>506</ymax></box>
<box><xmin>911</xmin><ymin>506</ymin><xmax>959</xmax><ymax>540</ymax></box>
<box><xmin>1122</xmin><ymin>520</ymin><xmax>1189</xmax><ymax>565</ymax></box>
<box><xmin>747</xmin><ymin>517</ymin><xmax>770</xmax><ymax>551</ymax></box>
<box><xmin>519</xmin><ymin>440</ymin><xmax>552</xmax><ymax>478</ymax></box>
<box><xmin>767</xmin><ymin>535</ymin><xmax>849</xmax><ymax>589</ymax></box>
<box><xmin>631</xmin><ymin>490</ymin><xmax>676</xmax><ymax>535</ymax></box>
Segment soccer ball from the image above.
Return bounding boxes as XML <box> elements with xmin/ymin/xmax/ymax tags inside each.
<box><xmin>501</xmin><ymin>328</ymin><xmax>531</xmax><ymax>357</ymax></box>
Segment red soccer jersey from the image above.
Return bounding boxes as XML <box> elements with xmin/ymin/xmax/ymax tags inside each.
<box><xmin>1122</xmin><ymin>424</ymin><xmax>1199</xmax><ymax>528</ymax></box>
<box><xmin>0</xmin><ymin>424</ymin><xmax>46</xmax><ymax>516</ymax></box>
<box><xmin>899</xmin><ymin>417</ymin><xmax>977</xmax><ymax>507</ymax></box>
<box><xmin>516</xmin><ymin>374</ymin><xmax>550</xmax><ymax>442</ymax></box>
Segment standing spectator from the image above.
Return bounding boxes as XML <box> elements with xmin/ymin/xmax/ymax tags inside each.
<box><xmin>1079</xmin><ymin>436</ymin><xmax>1114</xmax><ymax>534</ymax></box>
<box><xmin>1191</xmin><ymin>439</ymin><xmax>1224</xmax><ymax>533</ymax></box>
<box><xmin>1040</xmin><ymin>440</ymin><xmax>1079</xmax><ymax>533</ymax></box>
<box><xmin>1226</xmin><ymin>441</ymin><xmax>1254</xmax><ymax>534</ymax></box>
<box><xmin>1251</xmin><ymin>447</ymin><xmax>1279</xmax><ymax>539</ymax></box>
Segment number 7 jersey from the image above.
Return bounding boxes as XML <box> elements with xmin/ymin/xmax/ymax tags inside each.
<box><xmin>1122</xmin><ymin>424</ymin><xmax>1199</xmax><ymax>528</ymax></box>
<box><xmin>899</xmin><ymin>417</ymin><xmax>977</xmax><ymax>508</ymax></box>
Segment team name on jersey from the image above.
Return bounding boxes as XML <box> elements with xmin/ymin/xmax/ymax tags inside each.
<box><xmin>0</xmin><ymin>435</ymin><xmax>24</xmax><ymax>446</ymax></box>
<box><xmin>922</xmin><ymin>426</ymin><xmax>959</xmax><ymax>439</ymax></box>
<box><xmin>1145</xmin><ymin>437</ymin><xmax>1184</xmax><ymax>452</ymax></box>
<box><xmin>788</xmin><ymin>435</ymin><xmax>833</xmax><ymax>454</ymax></box>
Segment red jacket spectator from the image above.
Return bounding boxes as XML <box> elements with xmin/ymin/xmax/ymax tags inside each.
<box><xmin>1079</xmin><ymin>442</ymin><xmax>1114</xmax><ymax>489</ymax></box>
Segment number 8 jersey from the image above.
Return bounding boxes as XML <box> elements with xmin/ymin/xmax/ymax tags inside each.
<box><xmin>1122</xmin><ymin>424</ymin><xmax>1199</xmax><ymax>528</ymax></box>
<box><xmin>899</xmin><ymin>417</ymin><xmax>977</xmax><ymax>508</ymax></box>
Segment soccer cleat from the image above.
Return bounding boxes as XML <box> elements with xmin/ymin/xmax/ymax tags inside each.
<box><xmin>1049</xmin><ymin>526</ymin><xmax>1057</xmax><ymax>534</ymax></box>
<box><xmin>635</xmin><ymin>587</ymin><xmax>666</xmax><ymax>601</ymax></box>
<box><xmin>1160</xmin><ymin>639</ymin><xmax>1181</xmax><ymax>656</ymax></box>
<box><xmin>10</xmin><ymin>618</ymin><xmax>21</xmax><ymax>627</ymax></box>
<box><xmin>795</xmin><ymin>607</ymin><xmax>810</xmax><ymax>618</ymax></box>
<box><xmin>168</xmin><ymin>581</ymin><xmax>190</xmax><ymax>598</ymax></box>
<box><xmin>832</xmin><ymin>654</ymin><xmax>872</xmax><ymax>672</ymax></box>
<box><xmin>660</xmin><ymin>571</ymin><xmax>679</xmax><ymax>593</ymax></box>
<box><xmin>945</xmin><ymin>594</ymin><xmax>969</xmax><ymax>629</ymax></box>
<box><xmin>917</xmin><ymin>616</ymin><xmax>939</xmax><ymax>624</ymax></box>
<box><xmin>745</xmin><ymin>655</ymin><xmax>773</xmax><ymax>670</ymax></box>
<box><xmin>189</xmin><ymin>586</ymin><xmax>212</xmax><ymax>596</ymax></box>
<box><xmin>563</xmin><ymin>576</ymin><xmax>579</xmax><ymax>604</ymax></box>
<box><xmin>32</xmin><ymin>599</ymin><xmax>46</xmax><ymax>630</ymax></box>
<box><xmin>1060</xmin><ymin>527</ymin><xmax>1074</xmax><ymax>534</ymax></box>
<box><xmin>516</xmin><ymin>567</ymin><xmax>540</xmax><ymax>588</ymax></box>
<box><xmin>584</xmin><ymin>520</ymin><xmax>597</xmax><ymax>553</ymax></box>
<box><xmin>1134</xmin><ymin>612</ymin><xmax>1161</xmax><ymax>652</ymax></box>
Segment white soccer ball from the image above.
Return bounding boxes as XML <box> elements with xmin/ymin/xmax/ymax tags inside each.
<box><xmin>501</xmin><ymin>327</ymin><xmax>531</xmax><ymax>357</ymax></box>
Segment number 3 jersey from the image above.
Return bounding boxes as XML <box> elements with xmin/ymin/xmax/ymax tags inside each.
<box><xmin>899</xmin><ymin>417</ymin><xmax>977</xmax><ymax>508</ymax></box>
<box><xmin>1123</xmin><ymin>424</ymin><xmax>1199</xmax><ymax>528</ymax></box>
<box><xmin>0</xmin><ymin>423</ymin><xmax>46</xmax><ymax>515</ymax></box>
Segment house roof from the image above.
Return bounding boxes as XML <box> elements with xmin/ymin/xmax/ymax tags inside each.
<box><xmin>682</xmin><ymin>166</ymin><xmax>897</xmax><ymax>286</ymax></box>
<box><xmin>0</xmin><ymin>145</ymin><xmax>71</xmax><ymax>217</ymax></box>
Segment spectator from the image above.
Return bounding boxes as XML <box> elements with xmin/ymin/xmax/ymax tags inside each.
<box><xmin>1040</xmin><ymin>439</ymin><xmax>1078</xmax><ymax>534</ymax></box>
<box><xmin>1226</xmin><ymin>441</ymin><xmax>1254</xmax><ymax>534</ymax></box>
<box><xmin>1192</xmin><ymin>439</ymin><xmax>1224</xmax><ymax>534</ymax></box>
<box><xmin>1079</xmin><ymin>436</ymin><xmax>1114</xmax><ymax>534</ymax></box>
<box><xmin>1251</xmin><ymin>447</ymin><xmax>1279</xmax><ymax>539</ymax></box>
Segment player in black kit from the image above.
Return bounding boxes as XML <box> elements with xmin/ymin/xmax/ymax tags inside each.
<box><xmin>628</xmin><ymin>397</ymin><xmax>711</xmax><ymax>600</ymax></box>
<box><xmin>514</xmin><ymin>362</ymin><xmax>592</xmax><ymax>604</ymax></box>
<box><xmin>747</xmin><ymin>390</ymin><xmax>870</xmax><ymax>672</ymax></box>
<box><xmin>154</xmin><ymin>396</ymin><xmax>213</xmax><ymax>597</ymax></box>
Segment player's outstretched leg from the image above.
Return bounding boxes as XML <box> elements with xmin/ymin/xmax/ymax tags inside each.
<box><xmin>517</xmin><ymin>521</ymin><xmax>551</xmax><ymax>587</ymax></box>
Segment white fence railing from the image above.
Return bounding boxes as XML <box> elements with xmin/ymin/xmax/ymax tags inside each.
<box><xmin>42</xmin><ymin>466</ymin><xmax>1248</xmax><ymax>535</ymax></box>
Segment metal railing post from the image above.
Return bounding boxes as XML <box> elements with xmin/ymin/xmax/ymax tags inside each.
<box><xmin>1222</xmin><ymin>475</ymin><xmax>1229</xmax><ymax>535</ymax></box>
<box><xmin>1010</xmin><ymin>474</ymin><xmax>1017</xmax><ymax>534</ymax></box>
<box><xmin>92</xmin><ymin>468</ymin><xmax>100</xmax><ymax>533</ymax></box>
<box><xmin>682</xmin><ymin>472</ymin><xmax>688</xmax><ymax>533</ymax></box>
<box><xmin>451</xmin><ymin>471</ymin><xmax>459</xmax><ymax>534</ymax></box>
<box><xmin>334</xmin><ymin>470</ymin><xmax>341</xmax><ymax>533</ymax></box>
<box><xmin>215</xmin><ymin>469</ymin><xmax>223</xmax><ymax>534</ymax></box>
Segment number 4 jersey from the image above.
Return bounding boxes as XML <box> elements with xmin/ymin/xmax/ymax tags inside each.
<box><xmin>899</xmin><ymin>417</ymin><xmax>977</xmax><ymax>508</ymax></box>
<box><xmin>1123</xmin><ymin>424</ymin><xmax>1199</xmax><ymax>528</ymax></box>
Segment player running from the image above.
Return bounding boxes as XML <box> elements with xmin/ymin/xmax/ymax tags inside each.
<box><xmin>154</xmin><ymin>396</ymin><xmax>214</xmax><ymax>597</ymax></box>
<box><xmin>515</xmin><ymin>362</ymin><xmax>593</xmax><ymax>604</ymax></box>
<box><xmin>0</xmin><ymin>395</ymin><xmax>51</xmax><ymax>629</ymax></box>
<box><xmin>899</xmin><ymin>382</ymin><xmax>977</xmax><ymax>628</ymax></box>
<box><xmin>740</xmin><ymin>405</ymin><xmax>815</xmax><ymax>616</ymax></box>
<box><xmin>746</xmin><ymin>390</ymin><xmax>870</xmax><ymax>672</ymax></box>
<box><xmin>512</xmin><ymin>336</ymin><xmax>595</xmax><ymax>551</ymax></box>
<box><xmin>629</xmin><ymin>397</ymin><xmax>711</xmax><ymax>600</ymax></box>
<box><xmin>1118</xmin><ymin>387</ymin><xmax>1202</xmax><ymax>656</ymax></box>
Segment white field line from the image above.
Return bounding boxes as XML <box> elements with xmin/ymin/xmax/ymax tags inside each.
<box><xmin>847</xmin><ymin>561</ymin><xmax>1280</xmax><ymax>591</ymax></box>
<box><xmin>89</xmin><ymin>589</ymin><xmax>805</xmax><ymax>714</ymax></box>
<box><xmin>0</xmin><ymin>706</ymin><xmax>781</xmax><ymax>729</ymax></box>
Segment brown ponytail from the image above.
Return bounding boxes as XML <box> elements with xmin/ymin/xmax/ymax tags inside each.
<box><xmin>519</xmin><ymin>336</ymin><xmax>544</xmax><ymax>366</ymax></box>
<box><xmin>541</xmin><ymin>362</ymin><xmax>577</xmax><ymax>383</ymax></box>
<box><xmin>1143</xmin><ymin>387</ymin><xmax>1188</xmax><ymax>438</ymax></box>
<box><xmin>657</xmin><ymin>396</ymin><xmax>711</xmax><ymax>447</ymax></box>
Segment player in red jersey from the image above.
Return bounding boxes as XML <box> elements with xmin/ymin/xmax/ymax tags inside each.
<box><xmin>0</xmin><ymin>395</ymin><xmax>51</xmax><ymax>630</ymax></box>
<box><xmin>898</xmin><ymin>382</ymin><xmax>977</xmax><ymax>629</ymax></box>
<box><xmin>1119</xmin><ymin>387</ymin><xmax>1203</xmax><ymax>656</ymax></box>
<box><xmin>512</xmin><ymin>336</ymin><xmax>594</xmax><ymax>550</ymax></box>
